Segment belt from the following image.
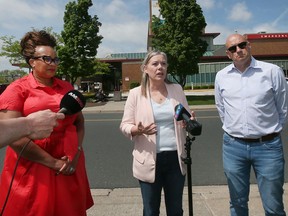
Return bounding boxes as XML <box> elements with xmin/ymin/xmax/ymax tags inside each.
<box><xmin>227</xmin><ymin>132</ymin><xmax>279</xmax><ymax>143</ymax></box>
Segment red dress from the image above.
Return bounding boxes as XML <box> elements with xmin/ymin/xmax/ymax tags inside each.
<box><xmin>0</xmin><ymin>73</ymin><xmax>93</xmax><ymax>215</ymax></box>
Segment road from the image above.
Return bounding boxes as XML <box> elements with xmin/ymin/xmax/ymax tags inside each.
<box><xmin>0</xmin><ymin>109</ymin><xmax>287</xmax><ymax>189</ymax></box>
<box><xmin>83</xmin><ymin>110</ymin><xmax>288</xmax><ymax>189</ymax></box>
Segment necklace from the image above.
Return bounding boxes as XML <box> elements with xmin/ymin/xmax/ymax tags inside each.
<box><xmin>149</xmin><ymin>88</ymin><xmax>168</xmax><ymax>104</ymax></box>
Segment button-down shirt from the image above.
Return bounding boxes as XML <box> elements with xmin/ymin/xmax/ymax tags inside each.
<box><xmin>215</xmin><ymin>57</ymin><xmax>288</xmax><ymax>138</ymax></box>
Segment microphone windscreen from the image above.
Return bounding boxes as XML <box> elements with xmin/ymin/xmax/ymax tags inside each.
<box><xmin>174</xmin><ymin>103</ymin><xmax>191</xmax><ymax>121</ymax></box>
<box><xmin>174</xmin><ymin>103</ymin><xmax>202</xmax><ymax>136</ymax></box>
<box><xmin>60</xmin><ymin>90</ymin><xmax>86</xmax><ymax>115</ymax></box>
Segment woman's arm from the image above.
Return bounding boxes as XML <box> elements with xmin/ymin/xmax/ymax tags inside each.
<box><xmin>120</xmin><ymin>89</ymin><xmax>157</xmax><ymax>139</ymax></box>
<box><xmin>0</xmin><ymin>110</ymin><xmax>67</xmax><ymax>172</ymax></box>
<box><xmin>60</xmin><ymin>112</ymin><xmax>85</xmax><ymax>175</ymax></box>
<box><xmin>74</xmin><ymin>112</ymin><xmax>85</xmax><ymax>149</ymax></box>
<box><xmin>120</xmin><ymin>90</ymin><xmax>138</xmax><ymax>139</ymax></box>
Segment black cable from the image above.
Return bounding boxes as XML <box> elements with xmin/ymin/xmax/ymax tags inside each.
<box><xmin>0</xmin><ymin>139</ymin><xmax>32</xmax><ymax>216</ymax></box>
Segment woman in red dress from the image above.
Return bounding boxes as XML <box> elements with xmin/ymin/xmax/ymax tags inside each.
<box><xmin>0</xmin><ymin>30</ymin><xmax>93</xmax><ymax>215</ymax></box>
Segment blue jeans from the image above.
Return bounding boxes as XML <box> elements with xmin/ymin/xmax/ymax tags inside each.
<box><xmin>139</xmin><ymin>151</ymin><xmax>185</xmax><ymax>216</ymax></box>
<box><xmin>223</xmin><ymin>132</ymin><xmax>286</xmax><ymax>216</ymax></box>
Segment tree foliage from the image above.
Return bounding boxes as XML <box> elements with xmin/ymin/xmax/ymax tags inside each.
<box><xmin>0</xmin><ymin>36</ymin><xmax>25</xmax><ymax>68</ymax></box>
<box><xmin>93</xmin><ymin>61</ymin><xmax>111</xmax><ymax>76</ymax></box>
<box><xmin>152</xmin><ymin>0</ymin><xmax>208</xmax><ymax>87</ymax></box>
<box><xmin>0</xmin><ymin>69</ymin><xmax>27</xmax><ymax>83</ymax></box>
<box><xmin>58</xmin><ymin>0</ymin><xmax>103</xmax><ymax>84</ymax></box>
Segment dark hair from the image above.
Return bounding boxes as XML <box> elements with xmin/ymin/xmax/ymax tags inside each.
<box><xmin>20</xmin><ymin>30</ymin><xmax>57</xmax><ymax>65</ymax></box>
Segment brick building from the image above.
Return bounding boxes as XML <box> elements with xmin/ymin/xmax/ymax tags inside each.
<box><xmin>99</xmin><ymin>0</ymin><xmax>288</xmax><ymax>92</ymax></box>
<box><xmin>100</xmin><ymin>32</ymin><xmax>288</xmax><ymax>92</ymax></box>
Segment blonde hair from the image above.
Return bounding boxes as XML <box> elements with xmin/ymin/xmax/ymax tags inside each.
<box><xmin>140</xmin><ymin>50</ymin><xmax>171</xmax><ymax>97</ymax></box>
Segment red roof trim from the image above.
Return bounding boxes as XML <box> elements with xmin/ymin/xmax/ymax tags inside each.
<box><xmin>246</xmin><ymin>33</ymin><xmax>288</xmax><ymax>40</ymax></box>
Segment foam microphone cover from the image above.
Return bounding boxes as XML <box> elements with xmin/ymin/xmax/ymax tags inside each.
<box><xmin>174</xmin><ymin>103</ymin><xmax>191</xmax><ymax>121</ymax></box>
<box><xmin>59</xmin><ymin>90</ymin><xmax>86</xmax><ymax>115</ymax></box>
<box><xmin>174</xmin><ymin>103</ymin><xmax>202</xmax><ymax>136</ymax></box>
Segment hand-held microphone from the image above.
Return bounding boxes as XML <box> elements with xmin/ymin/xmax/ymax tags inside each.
<box><xmin>59</xmin><ymin>90</ymin><xmax>86</xmax><ymax>115</ymax></box>
<box><xmin>174</xmin><ymin>103</ymin><xmax>202</xmax><ymax>136</ymax></box>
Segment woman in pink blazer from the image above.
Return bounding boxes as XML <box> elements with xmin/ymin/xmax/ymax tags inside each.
<box><xmin>120</xmin><ymin>50</ymin><xmax>194</xmax><ymax>216</ymax></box>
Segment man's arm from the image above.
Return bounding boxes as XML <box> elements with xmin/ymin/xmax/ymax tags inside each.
<box><xmin>214</xmin><ymin>77</ymin><xmax>225</xmax><ymax>123</ymax></box>
<box><xmin>0</xmin><ymin>110</ymin><xmax>64</xmax><ymax>148</ymax></box>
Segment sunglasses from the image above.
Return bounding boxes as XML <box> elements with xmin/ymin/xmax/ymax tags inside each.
<box><xmin>32</xmin><ymin>55</ymin><xmax>60</xmax><ymax>65</ymax></box>
<box><xmin>227</xmin><ymin>41</ymin><xmax>248</xmax><ymax>53</ymax></box>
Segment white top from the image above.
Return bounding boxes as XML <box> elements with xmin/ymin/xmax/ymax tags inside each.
<box><xmin>215</xmin><ymin>57</ymin><xmax>288</xmax><ymax>138</ymax></box>
<box><xmin>151</xmin><ymin>98</ymin><xmax>177</xmax><ymax>153</ymax></box>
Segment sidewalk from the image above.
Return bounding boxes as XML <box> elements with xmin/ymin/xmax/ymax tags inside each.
<box><xmin>83</xmin><ymin>89</ymin><xmax>216</xmax><ymax>113</ymax></box>
<box><xmin>83</xmin><ymin>90</ymin><xmax>288</xmax><ymax>215</ymax></box>
<box><xmin>87</xmin><ymin>184</ymin><xmax>288</xmax><ymax>216</ymax></box>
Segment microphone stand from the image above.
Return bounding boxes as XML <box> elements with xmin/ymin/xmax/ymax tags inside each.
<box><xmin>182</xmin><ymin>133</ymin><xmax>195</xmax><ymax>216</ymax></box>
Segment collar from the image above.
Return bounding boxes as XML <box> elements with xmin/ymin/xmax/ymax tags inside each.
<box><xmin>228</xmin><ymin>57</ymin><xmax>260</xmax><ymax>74</ymax></box>
<box><xmin>28</xmin><ymin>72</ymin><xmax>62</xmax><ymax>89</ymax></box>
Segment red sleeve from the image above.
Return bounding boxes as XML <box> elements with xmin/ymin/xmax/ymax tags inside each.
<box><xmin>0</xmin><ymin>80</ymin><xmax>27</xmax><ymax>112</ymax></box>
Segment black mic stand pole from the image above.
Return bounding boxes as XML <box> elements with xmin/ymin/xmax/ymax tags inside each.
<box><xmin>182</xmin><ymin>133</ymin><xmax>195</xmax><ymax>216</ymax></box>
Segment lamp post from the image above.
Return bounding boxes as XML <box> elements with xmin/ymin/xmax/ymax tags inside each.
<box><xmin>109</xmin><ymin>65</ymin><xmax>122</xmax><ymax>101</ymax></box>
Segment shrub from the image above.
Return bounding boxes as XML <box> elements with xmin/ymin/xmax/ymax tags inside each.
<box><xmin>130</xmin><ymin>82</ymin><xmax>140</xmax><ymax>89</ymax></box>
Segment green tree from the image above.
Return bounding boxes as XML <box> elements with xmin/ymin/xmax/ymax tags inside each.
<box><xmin>152</xmin><ymin>0</ymin><xmax>207</xmax><ymax>87</ymax></box>
<box><xmin>89</xmin><ymin>61</ymin><xmax>114</xmax><ymax>92</ymax></box>
<box><xmin>58</xmin><ymin>0</ymin><xmax>103</xmax><ymax>84</ymax></box>
<box><xmin>92</xmin><ymin>61</ymin><xmax>111</xmax><ymax>76</ymax></box>
<box><xmin>0</xmin><ymin>36</ymin><xmax>24</xmax><ymax>68</ymax></box>
<box><xmin>0</xmin><ymin>69</ymin><xmax>27</xmax><ymax>83</ymax></box>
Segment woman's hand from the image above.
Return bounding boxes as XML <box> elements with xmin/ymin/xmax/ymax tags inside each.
<box><xmin>66</xmin><ymin>149</ymin><xmax>81</xmax><ymax>175</ymax></box>
<box><xmin>55</xmin><ymin>150</ymin><xmax>82</xmax><ymax>176</ymax></box>
<box><xmin>133</xmin><ymin>122</ymin><xmax>157</xmax><ymax>136</ymax></box>
<box><xmin>181</xmin><ymin>111</ymin><xmax>196</xmax><ymax>128</ymax></box>
<box><xmin>190</xmin><ymin>111</ymin><xmax>196</xmax><ymax>120</ymax></box>
<box><xmin>55</xmin><ymin>156</ymin><xmax>70</xmax><ymax>175</ymax></box>
<box><xmin>139</xmin><ymin>122</ymin><xmax>158</xmax><ymax>135</ymax></box>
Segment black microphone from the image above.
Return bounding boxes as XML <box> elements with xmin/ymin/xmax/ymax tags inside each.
<box><xmin>174</xmin><ymin>103</ymin><xmax>202</xmax><ymax>136</ymax></box>
<box><xmin>59</xmin><ymin>90</ymin><xmax>86</xmax><ymax>115</ymax></box>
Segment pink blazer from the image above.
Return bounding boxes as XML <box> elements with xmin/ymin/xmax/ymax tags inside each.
<box><xmin>120</xmin><ymin>83</ymin><xmax>190</xmax><ymax>183</ymax></box>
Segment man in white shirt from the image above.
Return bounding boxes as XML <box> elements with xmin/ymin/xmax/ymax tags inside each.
<box><xmin>215</xmin><ymin>33</ymin><xmax>287</xmax><ymax>216</ymax></box>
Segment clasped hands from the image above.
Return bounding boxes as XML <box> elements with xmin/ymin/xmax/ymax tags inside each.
<box><xmin>55</xmin><ymin>155</ymin><xmax>79</xmax><ymax>176</ymax></box>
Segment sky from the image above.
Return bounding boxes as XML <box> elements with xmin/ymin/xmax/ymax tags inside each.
<box><xmin>0</xmin><ymin>0</ymin><xmax>288</xmax><ymax>71</ymax></box>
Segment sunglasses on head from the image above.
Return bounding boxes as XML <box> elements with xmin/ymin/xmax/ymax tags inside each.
<box><xmin>32</xmin><ymin>55</ymin><xmax>60</xmax><ymax>65</ymax></box>
<box><xmin>227</xmin><ymin>41</ymin><xmax>248</xmax><ymax>53</ymax></box>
